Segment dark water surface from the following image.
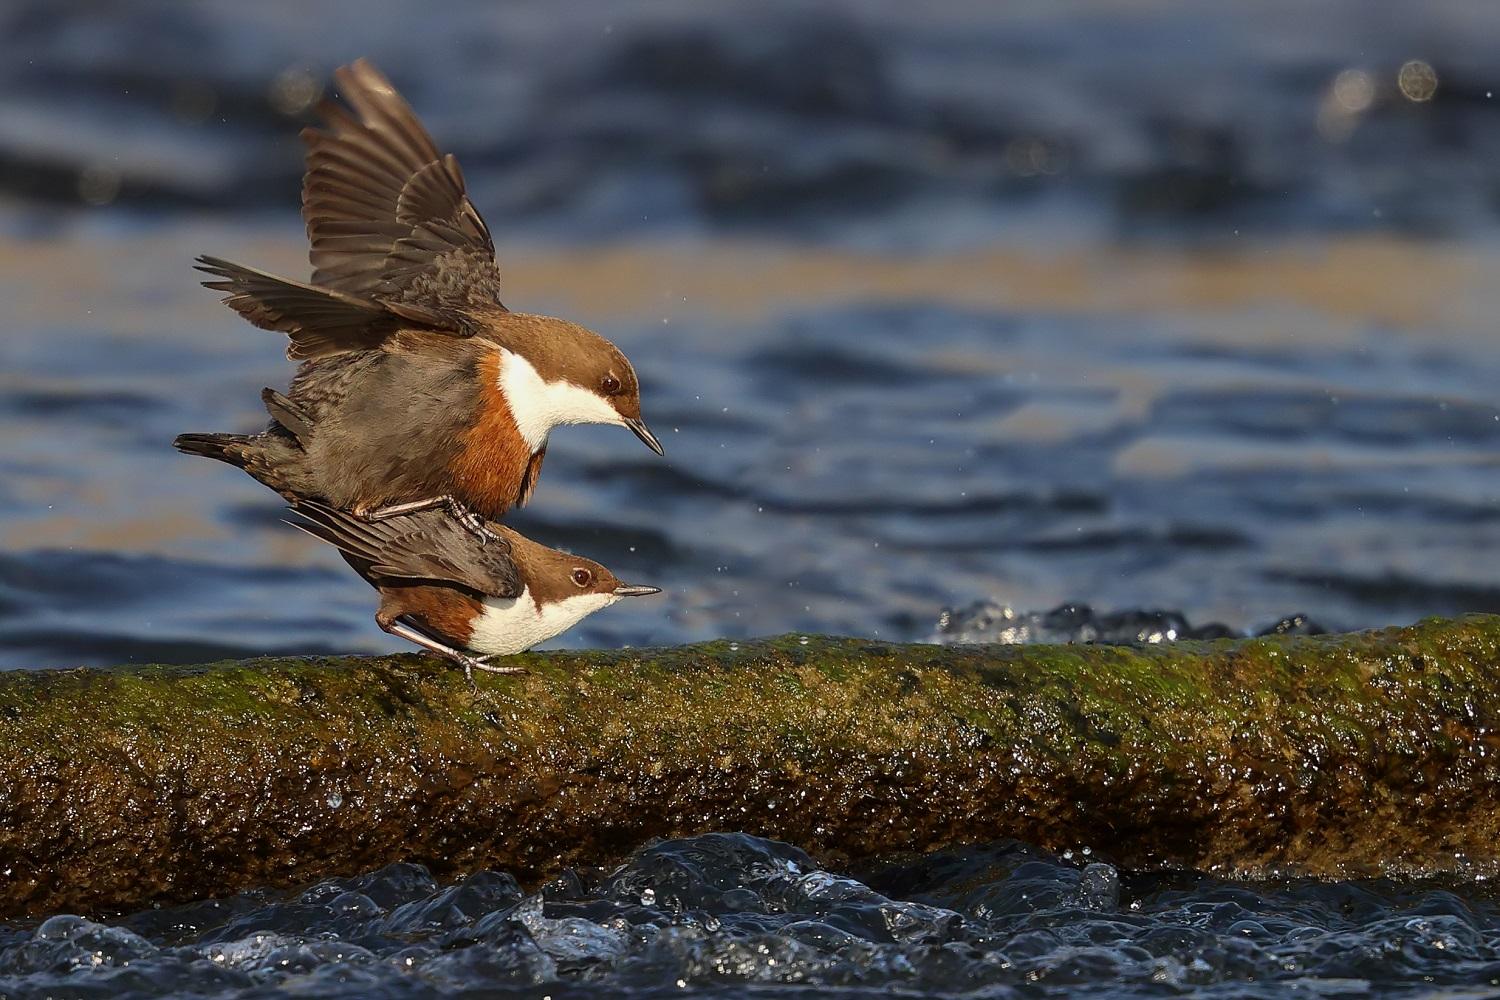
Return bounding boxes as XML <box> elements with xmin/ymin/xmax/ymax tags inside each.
<box><xmin>3</xmin><ymin>1</ymin><xmax>1500</xmax><ymax>996</ymax></box>
<box><xmin>3</xmin><ymin>0</ymin><xmax>1500</xmax><ymax>666</ymax></box>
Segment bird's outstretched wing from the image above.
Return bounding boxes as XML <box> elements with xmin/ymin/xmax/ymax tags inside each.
<box><xmin>196</xmin><ymin>255</ymin><xmax>403</xmax><ymax>359</ymax></box>
<box><xmin>301</xmin><ymin>58</ymin><xmax>504</xmax><ymax>313</ymax></box>
<box><xmin>286</xmin><ymin>498</ymin><xmax>522</xmax><ymax>598</ymax></box>
<box><xmin>195</xmin><ymin>254</ymin><xmax>465</xmax><ymax>361</ymax></box>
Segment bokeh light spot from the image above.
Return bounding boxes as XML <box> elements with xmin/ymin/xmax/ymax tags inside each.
<box><xmin>77</xmin><ymin>164</ymin><xmax>121</xmax><ymax>206</ymax></box>
<box><xmin>270</xmin><ymin>67</ymin><xmax>321</xmax><ymax>116</ymax></box>
<box><xmin>1333</xmin><ymin>69</ymin><xmax>1375</xmax><ymax>113</ymax></box>
<box><xmin>1398</xmin><ymin>60</ymin><xmax>1438</xmax><ymax>102</ymax></box>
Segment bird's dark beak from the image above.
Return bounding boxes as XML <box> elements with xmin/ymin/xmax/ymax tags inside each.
<box><xmin>625</xmin><ymin>417</ymin><xmax>664</xmax><ymax>456</ymax></box>
<box><xmin>614</xmin><ymin>584</ymin><xmax>661</xmax><ymax>598</ymax></box>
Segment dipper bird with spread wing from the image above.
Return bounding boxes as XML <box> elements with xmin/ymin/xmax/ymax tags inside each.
<box><xmin>175</xmin><ymin>59</ymin><xmax>661</xmax><ymax>534</ymax></box>
<box><xmin>286</xmin><ymin>498</ymin><xmax>659</xmax><ymax>683</ymax></box>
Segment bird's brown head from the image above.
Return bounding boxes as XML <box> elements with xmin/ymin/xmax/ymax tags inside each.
<box><xmin>506</xmin><ymin>531</ymin><xmax>662</xmax><ymax>611</ymax></box>
<box><xmin>483</xmin><ymin>312</ymin><xmax>662</xmax><ymax>455</ymax></box>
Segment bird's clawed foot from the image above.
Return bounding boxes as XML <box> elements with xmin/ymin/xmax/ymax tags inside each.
<box><xmin>360</xmin><ymin>495</ymin><xmax>501</xmax><ymax>545</ymax></box>
<box><xmin>456</xmin><ymin>654</ymin><xmax>528</xmax><ymax>693</ymax></box>
<box><xmin>442</xmin><ymin>497</ymin><xmax>502</xmax><ymax>546</ymax></box>
<box><xmin>469</xmin><ymin>653</ymin><xmax>529</xmax><ymax>675</ymax></box>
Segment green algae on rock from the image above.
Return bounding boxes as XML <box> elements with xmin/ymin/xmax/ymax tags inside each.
<box><xmin>2</xmin><ymin>616</ymin><xmax>1500</xmax><ymax>919</ymax></box>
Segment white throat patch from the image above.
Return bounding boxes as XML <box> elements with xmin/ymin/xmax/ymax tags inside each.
<box><xmin>467</xmin><ymin>587</ymin><xmax>619</xmax><ymax>656</ymax></box>
<box><xmin>498</xmin><ymin>349</ymin><xmax>623</xmax><ymax>452</ymax></box>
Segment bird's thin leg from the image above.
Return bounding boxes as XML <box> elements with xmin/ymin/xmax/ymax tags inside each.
<box><xmin>382</xmin><ymin>618</ymin><xmax>529</xmax><ymax>689</ymax></box>
<box><xmin>360</xmin><ymin>495</ymin><xmax>499</xmax><ymax>544</ymax></box>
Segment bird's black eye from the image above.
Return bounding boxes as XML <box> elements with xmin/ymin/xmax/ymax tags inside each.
<box><xmin>601</xmin><ymin>374</ymin><xmax>621</xmax><ymax>395</ymax></box>
<box><xmin>572</xmin><ymin>568</ymin><xmax>592</xmax><ymax>587</ymax></box>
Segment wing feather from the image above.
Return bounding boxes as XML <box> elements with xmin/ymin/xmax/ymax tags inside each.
<box><xmin>195</xmin><ymin>255</ymin><xmax>399</xmax><ymax>360</ymax></box>
<box><xmin>285</xmin><ymin>499</ymin><xmax>522</xmax><ymax>598</ymax></box>
<box><xmin>261</xmin><ymin>387</ymin><xmax>313</xmax><ymax>443</ymax></box>
<box><xmin>300</xmin><ymin>59</ymin><xmax>502</xmax><ymax>309</ymax></box>
<box><xmin>199</xmin><ymin>59</ymin><xmax>503</xmax><ymax>357</ymax></box>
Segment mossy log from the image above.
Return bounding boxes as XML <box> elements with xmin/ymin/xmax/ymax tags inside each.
<box><xmin>3</xmin><ymin>616</ymin><xmax>1500</xmax><ymax>919</ymax></box>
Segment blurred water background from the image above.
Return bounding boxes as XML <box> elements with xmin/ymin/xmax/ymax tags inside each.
<box><xmin>3</xmin><ymin>0</ymin><xmax>1500</xmax><ymax>666</ymax></box>
<box><xmin>6</xmin><ymin>5</ymin><xmax>1500</xmax><ymax>996</ymax></box>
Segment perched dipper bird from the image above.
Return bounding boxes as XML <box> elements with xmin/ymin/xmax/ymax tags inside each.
<box><xmin>174</xmin><ymin>59</ymin><xmax>661</xmax><ymax>535</ymax></box>
<box><xmin>286</xmin><ymin>498</ymin><xmax>659</xmax><ymax>681</ymax></box>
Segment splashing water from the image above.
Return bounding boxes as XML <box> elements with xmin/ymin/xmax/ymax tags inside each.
<box><xmin>4</xmin><ymin>834</ymin><xmax>1499</xmax><ymax>998</ymax></box>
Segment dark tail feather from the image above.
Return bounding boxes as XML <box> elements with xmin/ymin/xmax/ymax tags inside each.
<box><xmin>173</xmin><ymin>432</ymin><xmax>250</xmax><ymax>467</ymax></box>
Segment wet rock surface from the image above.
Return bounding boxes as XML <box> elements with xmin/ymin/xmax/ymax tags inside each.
<box><xmin>4</xmin><ymin>833</ymin><xmax>1500</xmax><ymax>998</ymax></box>
<box><xmin>2</xmin><ymin>619</ymin><xmax>1499</xmax><ymax>925</ymax></box>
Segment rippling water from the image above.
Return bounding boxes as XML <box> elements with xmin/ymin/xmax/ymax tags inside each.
<box><xmin>3</xmin><ymin>2</ymin><xmax>1500</xmax><ymax>994</ymax></box>
<box><xmin>4</xmin><ymin>834</ymin><xmax>1500</xmax><ymax>999</ymax></box>
<box><xmin>1</xmin><ymin>0</ymin><xmax>1498</xmax><ymax>667</ymax></box>
<box><xmin>4</xmin><ymin>0</ymin><xmax>1500</xmax><ymax>665</ymax></box>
